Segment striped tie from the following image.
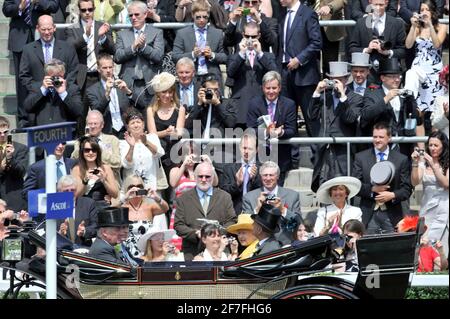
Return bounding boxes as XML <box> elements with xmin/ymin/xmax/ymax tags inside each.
<box><xmin>23</xmin><ymin>0</ymin><xmax>32</xmax><ymax>27</ymax></box>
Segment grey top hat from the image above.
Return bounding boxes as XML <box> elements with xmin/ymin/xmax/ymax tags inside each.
<box><xmin>97</xmin><ymin>207</ymin><xmax>131</xmax><ymax>228</ymax></box>
<box><xmin>326</xmin><ymin>62</ymin><xmax>350</xmax><ymax>77</ymax></box>
<box><xmin>370</xmin><ymin>161</ymin><xmax>396</xmax><ymax>185</ymax></box>
<box><xmin>350</xmin><ymin>52</ymin><xmax>371</xmax><ymax>67</ymax></box>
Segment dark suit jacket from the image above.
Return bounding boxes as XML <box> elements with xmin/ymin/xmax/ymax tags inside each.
<box><xmin>218</xmin><ymin>162</ymin><xmax>262</xmax><ymax>214</ymax></box>
<box><xmin>2</xmin><ymin>0</ymin><xmax>58</xmax><ymax>52</ymax></box>
<box><xmin>351</xmin><ymin>0</ymin><xmax>398</xmax><ymax>20</ymax></box>
<box><xmin>255</xmin><ymin>236</ymin><xmax>282</xmax><ymax>256</ymax></box>
<box><xmin>352</xmin><ymin>148</ymin><xmax>412</xmax><ymax>227</ymax></box>
<box><xmin>175</xmin><ymin>81</ymin><xmax>200</xmax><ymax>114</ymax></box>
<box><xmin>247</xmin><ymin>95</ymin><xmax>297</xmax><ymax>173</ymax></box>
<box><xmin>146</xmin><ymin>0</ymin><xmax>176</xmax><ymax>51</ymax></box>
<box><xmin>396</xmin><ymin>0</ymin><xmax>445</xmax><ymax>23</ymax></box>
<box><xmin>277</xmin><ymin>4</ymin><xmax>322</xmax><ymax>87</ymax></box>
<box><xmin>0</xmin><ymin>141</ymin><xmax>28</xmax><ymax>212</ymax></box>
<box><xmin>174</xmin><ymin>187</ymin><xmax>237</xmax><ymax>261</ymax></box>
<box><xmin>114</xmin><ymin>24</ymin><xmax>164</xmax><ymax>89</ymax></box>
<box><xmin>86</xmin><ymin>81</ymin><xmax>132</xmax><ymax>134</ymax></box>
<box><xmin>172</xmin><ymin>25</ymin><xmax>227</xmax><ymax>87</ymax></box>
<box><xmin>89</xmin><ymin>237</ymin><xmax>125</xmax><ymax>264</ymax></box>
<box><xmin>22</xmin><ymin>156</ymin><xmax>76</xmax><ymax>200</ymax></box>
<box><xmin>64</xmin><ymin>20</ymin><xmax>115</xmax><ymax>88</ymax></box>
<box><xmin>19</xmin><ymin>39</ymin><xmax>79</xmax><ymax>92</ymax></box>
<box><xmin>227</xmin><ymin>52</ymin><xmax>278</xmax><ymax>126</ymax></box>
<box><xmin>23</xmin><ymin>84</ymin><xmax>83</xmax><ymax>126</ymax></box>
<box><xmin>223</xmin><ymin>14</ymin><xmax>278</xmax><ymax>53</ymax></box>
<box><xmin>348</xmin><ymin>14</ymin><xmax>406</xmax><ymax>62</ymax></box>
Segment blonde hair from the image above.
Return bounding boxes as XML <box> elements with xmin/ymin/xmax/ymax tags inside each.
<box><xmin>149</xmin><ymin>85</ymin><xmax>180</xmax><ymax>114</ymax></box>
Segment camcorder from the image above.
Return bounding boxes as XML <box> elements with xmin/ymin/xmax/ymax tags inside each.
<box><xmin>51</xmin><ymin>76</ymin><xmax>63</xmax><ymax>88</ymax></box>
<box><xmin>324</xmin><ymin>79</ymin><xmax>335</xmax><ymax>91</ymax></box>
<box><xmin>205</xmin><ymin>89</ymin><xmax>214</xmax><ymax>100</ymax></box>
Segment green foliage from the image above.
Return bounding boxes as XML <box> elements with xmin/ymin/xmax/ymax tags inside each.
<box><xmin>406</xmin><ymin>287</ymin><xmax>449</xmax><ymax>299</ymax></box>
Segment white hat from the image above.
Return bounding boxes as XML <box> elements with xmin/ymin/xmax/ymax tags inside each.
<box><xmin>349</xmin><ymin>52</ymin><xmax>371</xmax><ymax>68</ymax></box>
<box><xmin>316</xmin><ymin>176</ymin><xmax>361</xmax><ymax>205</ymax></box>
<box><xmin>137</xmin><ymin>227</ymin><xmax>176</xmax><ymax>253</ymax></box>
<box><xmin>326</xmin><ymin>62</ymin><xmax>350</xmax><ymax>78</ymax></box>
<box><xmin>149</xmin><ymin>72</ymin><xmax>176</xmax><ymax>93</ymax></box>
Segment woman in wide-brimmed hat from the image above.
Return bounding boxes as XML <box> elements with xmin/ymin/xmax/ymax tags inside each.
<box><xmin>137</xmin><ymin>226</ymin><xmax>184</xmax><ymax>262</ymax></box>
<box><xmin>227</xmin><ymin>214</ymin><xmax>259</xmax><ymax>260</ymax></box>
<box><xmin>313</xmin><ymin>176</ymin><xmax>363</xmax><ymax>237</ymax></box>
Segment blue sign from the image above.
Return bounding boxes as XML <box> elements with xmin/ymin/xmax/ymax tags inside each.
<box><xmin>27</xmin><ymin>188</ymin><xmax>45</xmax><ymax>217</ymax></box>
<box><xmin>22</xmin><ymin>122</ymin><xmax>76</xmax><ymax>154</ymax></box>
<box><xmin>46</xmin><ymin>192</ymin><xmax>75</xmax><ymax>219</ymax></box>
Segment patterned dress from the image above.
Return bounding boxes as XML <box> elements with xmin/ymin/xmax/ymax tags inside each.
<box><xmin>125</xmin><ymin>220</ymin><xmax>153</xmax><ymax>258</ymax></box>
<box><xmin>412</xmin><ymin>38</ymin><xmax>444</xmax><ymax>112</ymax></box>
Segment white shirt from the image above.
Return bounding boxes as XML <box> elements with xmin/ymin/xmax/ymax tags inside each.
<box><xmin>373</xmin><ymin>147</ymin><xmax>390</xmax><ymax>162</ymax></box>
<box><xmin>382</xmin><ymin>84</ymin><xmax>400</xmax><ymax>122</ymax></box>
<box><xmin>313</xmin><ymin>204</ymin><xmax>362</xmax><ymax>237</ymax></box>
<box><xmin>119</xmin><ymin>133</ymin><xmax>164</xmax><ymax>190</ymax></box>
<box><xmin>372</xmin><ymin>13</ymin><xmax>386</xmax><ymax>36</ymax></box>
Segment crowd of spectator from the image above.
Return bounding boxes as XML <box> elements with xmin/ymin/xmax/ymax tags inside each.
<box><xmin>0</xmin><ymin>0</ymin><xmax>449</xmax><ymax>272</ymax></box>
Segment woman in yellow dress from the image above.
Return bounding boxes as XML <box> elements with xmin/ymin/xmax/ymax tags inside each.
<box><xmin>227</xmin><ymin>214</ymin><xmax>259</xmax><ymax>260</ymax></box>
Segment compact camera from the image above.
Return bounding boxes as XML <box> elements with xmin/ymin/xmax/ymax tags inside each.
<box><xmin>417</xmin><ymin>14</ymin><xmax>426</xmax><ymax>27</ymax></box>
<box><xmin>91</xmin><ymin>168</ymin><xmax>100</xmax><ymax>175</ymax></box>
<box><xmin>416</xmin><ymin>148</ymin><xmax>425</xmax><ymax>156</ymax></box>
<box><xmin>242</xmin><ymin>8</ymin><xmax>251</xmax><ymax>16</ymax></box>
<box><xmin>246</xmin><ymin>38</ymin><xmax>254</xmax><ymax>50</ymax></box>
<box><xmin>398</xmin><ymin>89</ymin><xmax>414</xmax><ymax>98</ymax></box>
<box><xmin>205</xmin><ymin>89</ymin><xmax>214</xmax><ymax>100</ymax></box>
<box><xmin>324</xmin><ymin>79</ymin><xmax>335</xmax><ymax>91</ymax></box>
<box><xmin>265</xmin><ymin>193</ymin><xmax>277</xmax><ymax>202</ymax></box>
<box><xmin>135</xmin><ymin>189</ymin><xmax>148</xmax><ymax>196</ymax></box>
<box><xmin>51</xmin><ymin>76</ymin><xmax>63</xmax><ymax>88</ymax></box>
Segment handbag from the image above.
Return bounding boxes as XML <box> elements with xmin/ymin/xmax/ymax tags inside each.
<box><xmin>156</xmin><ymin>158</ymin><xmax>169</xmax><ymax>190</ymax></box>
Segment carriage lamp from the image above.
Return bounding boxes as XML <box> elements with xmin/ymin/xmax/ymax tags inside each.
<box><xmin>1</xmin><ymin>227</ymin><xmax>24</xmax><ymax>262</ymax></box>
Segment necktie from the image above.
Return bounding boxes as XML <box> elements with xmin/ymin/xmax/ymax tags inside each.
<box><xmin>48</xmin><ymin>87</ymin><xmax>57</xmax><ymax>101</ymax></box>
<box><xmin>378</xmin><ymin>152</ymin><xmax>385</xmax><ymax>161</ymax></box>
<box><xmin>333</xmin><ymin>95</ymin><xmax>340</xmax><ymax>110</ymax></box>
<box><xmin>56</xmin><ymin>161</ymin><xmax>63</xmax><ymax>182</ymax></box>
<box><xmin>242</xmin><ymin>164</ymin><xmax>250</xmax><ymax>195</ymax></box>
<box><xmin>109</xmin><ymin>88</ymin><xmax>124</xmax><ymax>132</ymax></box>
<box><xmin>373</xmin><ymin>18</ymin><xmax>382</xmax><ymax>37</ymax></box>
<box><xmin>86</xmin><ymin>24</ymin><xmax>97</xmax><ymax>72</ymax></box>
<box><xmin>197</xmin><ymin>28</ymin><xmax>208</xmax><ymax>75</ymax></box>
<box><xmin>248</xmin><ymin>50</ymin><xmax>255</xmax><ymax>68</ymax></box>
<box><xmin>23</xmin><ymin>0</ymin><xmax>32</xmax><ymax>27</ymax></box>
<box><xmin>44</xmin><ymin>42</ymin><xmax>52</xmax><ymax>63</ymax></box>
<box><xmin>134</xmin><ymin>30</ymin><xmax>144</xmax><ymax>79</ymax></box>
<box><xmin>283</xmin><ymin>10</ymin><xmax>293</xmax><ymax>62</ymax></box>
<box><xmin>268</xmin><ymin>102</ymin><xmax>275</xmax><ymax>122</ymax></box>
<box><xmin>202</xmin><ymin>192</ymin><xmax>209</xmax><ymax>215</ymax></box>
<box><xmin>356</xmin><ymin>86</ymin><xmax>364</xmax><ymax>95</ymax></box>
<box><xmin>181</xmin><ymin>86</ymin><xmax>190</xmax><ymax>108</ymax></box>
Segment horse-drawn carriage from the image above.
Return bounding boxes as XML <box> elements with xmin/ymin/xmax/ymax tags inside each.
<box><xmin>1</xmin><ymin>219</ymin><xmax>425</xmax><ymax>299</ymax></box>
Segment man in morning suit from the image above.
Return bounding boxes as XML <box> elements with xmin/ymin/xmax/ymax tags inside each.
<box><xmin>348</xmin><ymin>52</ymin><xmax>373</xmax><ymax>96</ymax></box>
<box><xmin>251</xmin><ymin>203</ymin><xmax>282</xmax><ymax>256</ymax></box>
<box><xmin>175</xmin><ymin>57</ymin><xmax>200</xmax><ymax>117</ymax></box>
<box><xmin>2</xmin><ymin>0</ymin><xmax>58</xmax><ymax>128</ymax></box>
<box><xmin>352</xmin><ymin>122</ymin><xmax>412</xmax><ymax>234</ymax></box>
<box><xmin>351</xmin><ymin>0</ymin><xmax>397</xmax><ymax>20</ymax></box>
<box><xmin>226</xmin><ymin>22</ymin><xmax>278</xmax><ymax>128</ymax></box>
<box><xmin>246</xmin><ymin>71</ymin><xmax>297</xmax><ymax>185</ymax></box>
<box><xmin>278</xmin><ymin>0</ymin><xmax>322</xmax><ymax>139</ymax></box>
<box><xmin>242</xmin><ymin>161</ymin><xmax>301</xmax><ymax>245</ymax></box>
<box><xmin>114</xmin><ymin>1</ymin><xmax>164</xmax><ymax>111</ymax></box>
<box><xmin>174</xmin><ymin>162</ymin><xmax>237</xmax><ymax>261</ymax></box>
<box><xmin>23</xmin><ymin>58</ymin><xmax>83</xmax><ymax>126</ymax></box>
<box><xmin>172</xmin><ymin>1</ymin><xmax>227</xmax><ymax>88</ymax></box>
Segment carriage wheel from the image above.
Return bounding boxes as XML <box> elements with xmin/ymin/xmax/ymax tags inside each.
<box><xmin>271</xmin><ymin>284</ymin><xmax>359</xmax><ymax>299</ymax></box>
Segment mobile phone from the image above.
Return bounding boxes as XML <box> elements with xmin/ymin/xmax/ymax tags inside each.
<box><xmin>7</xmin><ymin>135</ymin><xmax>12</xmax><ymax>144</ymax></box>
<box><xmin>135</xmin><ymin>189</ymin><xmax>147</xmax><ymax>196</ymax></box>
<box><xmin>91</xmin><ymin>168</ymin><xmax>100</xmax><ymax>175</ymax></box>
<box><xmin>242</xmin><ymin>8</ymin><xmax>250</xmax><ymax>16</ymax></box>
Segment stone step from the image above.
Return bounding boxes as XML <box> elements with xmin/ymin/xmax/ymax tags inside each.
<box><xmin>2</xmin><ymin>113</ymin><xmax>16</xmax><ymax>128</ymax></box>
<box><xmin>0</xmin><ymin>24</ymin><xmax>9</xmax><ymax>39</ymax></box>
<box><xmin>0</xmin><ymin>37</ymin><xmax>8</xmax><ymax>54</ymax></box>
<box><xmin>284</xmin><ymin>167</ymin><xmax>314</xmax><ymax>189</ymax></box>
<box><xmin>0</xmin><ymin>75</ymin><xmax>15</xmax><ymax>93</ymax></box>
<box><xmin>0</xmin><ymin>93</ymin><xmax>17</xmax><ymax>114</ymax></box>
<box><xmin>0</xmin><ymin>57</ymin><xmax>13</xmax><ymax>75</ymax></box>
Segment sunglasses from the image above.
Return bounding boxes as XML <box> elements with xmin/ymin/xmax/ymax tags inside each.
<box><xmin>243</xmin><ymin>0</ymin><xmax>260</xmax><ymax>4</ymax></box>
<box><xmin>198</xmin><ymin>175</ymin><xmax>212</xmax><ymax>179</ymax></box>
<box><xmin>80</xmin><ymin>8</ymin><xmax>95</xmax><ymax>13</ymax></box>
<box><xmin>243</xmin><ymin>34</ymin><xmax>258</xmax><ymax>39</ymax></box>
<box><xmin>195</xmin><ymin>15</ymin><xmax>209</xmax><ymax>20</ymax></box>
<box><xmin>127</xmin><ymin>184</ymin><xmax>144</xmax><ymax>190</ymax></box>
<box><xmin>83</xmin><ymin>148</ymin><xmax>97</xmax><ymax>154</ymax></box>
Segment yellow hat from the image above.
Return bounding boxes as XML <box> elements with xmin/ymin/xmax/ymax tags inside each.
<box><xmin>149</xmin><ymin>72</ymin><xmax>176</xmax><ymax>93</ymax></box>
<box><xmin>227</xmin><ymin>214</ymin><xmax>254</xmax><ymax>235</ymax></box>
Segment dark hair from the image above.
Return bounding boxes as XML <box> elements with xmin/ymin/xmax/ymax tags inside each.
<box><xmin>328</xmin><ymin>185</ymin><xmax>350</xmax><ymax>197</ymax></box>
<box><xmin>373</xmin><ymin>122</ymin><xmax>392</xmax><ymax>137</ymax></box>
<box><xmin>78</xmin><ymin>136</ymin><xmax>102</xmax><ymax>176</ymax></box>
<box><xmin>201</xmin><ymin>73</ymin><xmax>219</xmax><ymax>87</ymax></box>
<box><xmin>97</xmin><ymin>53</ymin><xmax>113</xmax><ymax>65</ymax></box>
<box><xmin>420</xmin><ymin>0</ymin><xmax>440</xmax><ymax>29</ymax></box>
<box><xmin>124</xmin><ymin>107</ymin><xmax>144</xmax><ymax>125</ymax></box>
<box><xmin>200</xmin><ymin>223</ymin><xmax>222</xmax><ymax>239</ymax></box>
<box><xmin>293</xmin><ymin>221</ymin><xmax>313</xmax><ymax>241</ymax></box>
<box><xmin>78</xmin><ymin>0</ymin><xmax>95</xmax><ymax>9</ymax></box>
<box><xmin>426</xmin><ymin>131</ymin><xmax>449</xmax><ymax>175</ymax></box>
<box><xmin>343</xmin><ymin>219</ymin><xmax>365</xmax><ymax>236</ymax></box>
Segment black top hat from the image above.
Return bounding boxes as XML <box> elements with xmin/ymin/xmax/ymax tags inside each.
<box><xmin>97</xmin><ymin>207</ymin><xmax>131</xmax><ymax>228</ymax></box>
<box><xmin>378</xmin><ymin>58</ymin><xmax>402</xmax><ymax>75</ymax></box>
<box><xmin>251</xmin><ymin>203</ymin><xmax>281</xmax><ymax>233</ymax></box>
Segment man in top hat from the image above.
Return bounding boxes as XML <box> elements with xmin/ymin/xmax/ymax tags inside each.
<box><xmin>309</xmin><ymin>61</ymin><xmax>363</xmax><ymax>190</ymax></box>
<box><xmin>251</xmin><ymin>203</ymin><xmax>282</xmax><ymax>256</ymax></box>
<box><xmin>89</xmin><ymin>206</ymin><xmax>133</xmax><ymax>264</ymax></box>
<box><xmin>348</xmin><ymin>52</ymin><xmax>372</xmax><ymax>96</ymax></box>
<box><xmin>360</xmin><ymin>58</ymin><xmax>422</xmax><ymax>157</ymax></box>
<box><xmin>352</xmin><ymin>122</ymin><xmax>413</xmax><ymax>234</ymax></box>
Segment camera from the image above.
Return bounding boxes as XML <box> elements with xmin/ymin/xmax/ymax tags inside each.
<box><xmin>7</xmin><ymin>134</ymin><xmax>12</xmax><ymax>144</ymax></box>
<box><xmin>430</xmin><ymin>239</ymin><xmax>437</xmax><ymax>247</ymax></box>
<box><xmin>50</xmin><ymin>76</ymin><xmax>63</xmax><ymax>88</ymax></box>
<box><xmin>246</xmin><ymin>38</ymin><xmax>253</xmax><ymax>50</ymax></box>
<box><xmin>167</xmin><ymin>244</ymin><xmax>176</xmax><ymax>254</ymax></box>
<box><xmin>91</xmin><ymin>168</ymin><xmax>100</xmax><ymax>175</ymax></box>
<box><xmin>205</xmin><ymin>89</ymin><xmax>214</xmax><ymax>100</ymax></box>
<box><xmin>135</xmin><ymin>189</ymin><xmax>147</xmax><ymax>196</ymax></box>
<box><xmin>379</xmin><ymin>39</ymin><xmax>392</xmax><ymax>51</ymax></box>
<box><xmin>417</xmin><ymin>14</ymin><xmax>426</xmax><ymax>27</ymax></box>
<box><xmin>416</xmin><ymin>148</ymin><xmax>425</xmax><ymax>156</ymax></box>
<box><xmin>398</xmin><ymin>89</ymin><xmax>414</xmax><ymax>98</ymax></box>
<box><xmin>242</xmin><ymin>8</ymin><xmax>251</xmax><ymax>16</ymax></box>
<box><xmin>324</xmin><ymin>79</ymin><xmax>335</xmax><ymax>91</ymax></box>
<box><xmin>265</xmin><ymin>193</ymin><xmax>277</xmax><ymax>202</ymax></box>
